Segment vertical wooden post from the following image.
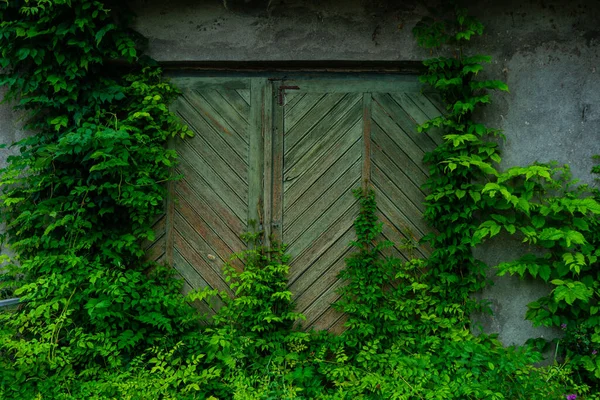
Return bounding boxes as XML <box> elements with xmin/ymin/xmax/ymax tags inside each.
<box><xmin>248</xmin><ymin>79</ymin><xmax>265</xmax><ymax>241</ymax></box>
<box><xmin>362</xmin><ymin>93</ymin><xmax>372</xmax><ymax>190</ymax></box>
<box><xmin>270</xmin><ymin>85</ymin><xmax>284</xmax><ymax>245</ymax></box>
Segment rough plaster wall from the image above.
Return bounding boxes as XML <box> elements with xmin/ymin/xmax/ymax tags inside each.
<box><xmin>0</xmin><ymin>88</ymin><xmax>27</xmax><ymax>260</ymax></box>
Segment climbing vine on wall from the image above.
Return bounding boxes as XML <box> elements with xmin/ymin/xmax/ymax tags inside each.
<box><xmin>414</xmin><ymin>6</ymin><xmax>600</xmax><ymax>388</ymax></box>
<box><xmin>0</xmin><ymin>0</ymin><xmax>196</xmax><ymax>397</ymax></box>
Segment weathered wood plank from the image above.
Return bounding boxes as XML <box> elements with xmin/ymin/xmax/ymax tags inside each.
<box><xmin>170</xmin><ymin>77</ymin><xmax>250</xmax><ymax>91</ymax></box>
<box><xmin>284</xmin><ymin>129</ymin><xmax>362</xmax><ymax>206</ymax></box>
<box><xmin>372</xmin><ymin>180</ymin><xmax>431</xmax><ymax>247</ymax></box>
<box><xmin>372</xmin><ymin>93</ymin><xmax>437</xmax><ymax>155</ymax></box>
<box><xmin>284</xmin><ymin>173</ymin><xmax>360</xmax><ymax>245</ymax></box>
<box><xmin>284</xmin><ymin>160</ymin><xmax>361</xmax><ymax>229</ymax></box>
<box><xmin>287</xmin><ymin>193</ymin><xmax>358</xmax><ymax>270</ymax></box>
<box><xmin>288</xmin><ymin>220</ymin><xmax>355</xmax><ymax>286</ymax></box>
<box><xmin>390</xmin><ymin>92</ymin><xmax>433</xmax><ymax>125</ymax></box>
<box><xmin>174</xmin><ymin>250</ymin><xmax>225</xmax><ymax>312</ymax></box>
<box><xmin>236</xmin><ymin>89</ymin><xmax>250</xmax><ymax>105</ymax></box>
<box><xmin>301</xmin><ymin>278</ymin><xmax>345</xmax><ymax>328</ymax></box>
<box><xmin>285</xmin><ymin>93</ymin><xmax>346</xmax><ymax>152</ymax></box>
<box><xmin>271</xmin><ymin>89</ymin><xmax>283</xmax><ymax>243</ymax></box>
<box><xmin>283</xmin><ymin>91</ymin><xmax>304</xmax><ymax>111</ymax></box>
<box><xmin>320</xmin><ymin>310</ymin><xmax>348</xmax><ymax>334</ymax></box>
<box><xmin>284</xmin><ymin>92</ymin><xmax>325</xmax><ymax>132</ymax></box>
<box><xmin>174</xmin><ymin>176</ymin><xmax>245</xmax><ymax>244</ymax></box>
<box><xmin>362</xmin><ymin>93</ymin><xmax>372</xmax><ymax>188</ymax></box>
<box><xmin>179</xmin><ymin>135</ymin><xmax>248</xmax><ymax>203</ymax></box>
<box><xmin>292</xmin><ymin>248</ymin><xmax>351</xmax><ymax>313</ymax></box>
<box><xmin>248</xmin><ymin>79</ymin><xmax>264</xmax><ymax>234</ymax></box>
<box><xmin>174</xmin><ymin>189</ymin><xmax>246</xmax><ymax>258</ymax></box>
<box><xmin>406</xmin><ymin>92</ymin><xmax>444</xmax><ymax>145</ymax></box>
<box><xmin>284</xmin><ymin>96</ymin><xmax>362</xmax><ymax>174</ymax></box>
<box><xmin>175</xmin><ymin>98</ymin><xmax>249</xmax><ymax>165</ymax></box>
<box><xmin>182</xmin><ymin>90</ymin><xmax>249</xmax><ymax>147</ymax></box>
<box><xmin>173</xmin><ymin>230</ymin><xmax>233</xmax><ymax>296</ymax></box>
<box><xmin>371</xmin><ymin>117</ymin><xmax>429</xmax><ymax>180</ymax></box>
<box><xmin>218</xmin><ymin>89</ymin><xmax>250</xmax><ymax>123</ymax></box>
<box><xmin>377</xmin><ymin>211</ymin><xmax>425</xmax><ymax>260</ymax></box>
<box><xmin>282</xmin><ymin>77</ymin><xmax>422</xmax><ymax>94</ymax></box>
<box><xmin>176</xmin><ymin>154</ymin><xmax>247</xmax><ymax>225</ymax></box>
<box><xmin>146</xmin><ymin>235</ymin><xmax>166</xmax><ymax>262</ymax></box>
<box><xmin>200</xmin><ymin>90</ymin><xmax>249</xmax><ymax>142</ymax></box>
<box><xmin>371</xmin><ymin>105</ymin><xmax>426</xmax><ymax>171</ymax></box>
<box><xmin>175</xmin><ymin>116</ymin><xmax>249</xmax><ymax>183</ymax></box>
<box><xmin>372</xmin><ymin>166</ymin><xmax>430</xmax><ymax>237</ymax></box>
<box><xmin>372</xmin><ymin>148</ymin><xmax>426</xmax><ymax>212</ymax></box>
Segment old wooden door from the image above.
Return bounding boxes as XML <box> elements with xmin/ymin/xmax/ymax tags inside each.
<box><xmin>146</xmin><ymin>75</ymin><xmax>442</xmax><ymax>331</ymax></box>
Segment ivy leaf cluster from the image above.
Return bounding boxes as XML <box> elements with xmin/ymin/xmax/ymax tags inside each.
<box><xmin>0</xmin><ymin>1</ymin><xmax>195</xmax><ymax>398</ymax></box>
<box><xmin>414</xmin><ymin>5</ymin><xmax>600</xmax><ymax>388</ymax></box>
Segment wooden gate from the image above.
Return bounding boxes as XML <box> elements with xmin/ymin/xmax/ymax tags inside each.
<box><xmin>147</xmin><ymin>75</ymin><xmax>442</xmax><ymax>331</ymax></box>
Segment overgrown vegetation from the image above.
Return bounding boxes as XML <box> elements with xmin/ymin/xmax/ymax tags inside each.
<box><xmin>0</xmin><ymin>1</ymin><xmax>598</xmax><ymax>398</ymax></box>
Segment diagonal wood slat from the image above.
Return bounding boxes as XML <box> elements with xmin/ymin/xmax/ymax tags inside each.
<box><xmin>282</xmin><ymin>88</ymin><xmax>362</xmax><ymax>331</ymax></box>
<box><xmin>162</xmin><ymin>84</ymin><xmax>254</xmax><ymax>312</ymax></box>
<box><xmin>155</xmin><ymin>77</ymin><xmax>442</xmax><ymax>333</ymax></box>
<box><xmin>371</xmin><ymin>91</ymin><xmax>441</xmax><ymax>261</ymax></box>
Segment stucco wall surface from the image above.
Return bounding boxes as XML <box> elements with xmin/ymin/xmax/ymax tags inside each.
<box><xmin>0</xmin><ymin>0</ymin><xmax>598</xmax><ymax>348</ymax></box>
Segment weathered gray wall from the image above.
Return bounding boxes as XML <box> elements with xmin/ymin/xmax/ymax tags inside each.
<box><xmin>0</xmin><ymin>88</ymin><xmax>27</xmax><ymax>259</ymax></box>
<box><xmin>1</xmin><ymin>0</ymin><xmax>598</xmax><ymax>346</ymax></box>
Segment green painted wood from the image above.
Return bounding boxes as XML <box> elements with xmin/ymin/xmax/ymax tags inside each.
<box><xmin>175</xmin><ymin>96</ymin><xmax>249</xmax><ymax>162</ymax></box>
<box><xmin>284</xmin><ymin>95</ymin><xmax>362</xmax><ymax>172</ymax></box>
<box><xmin>160</xmin><ymin>75</ymin><xmax>442</xmax><ymax>332</ymax></box>
<box><xmin>284</xmin><ymin>128</ymin><xmax>362</xmax><ymax>203</ymax></box>
<box><xmin>371</xmin><ymin>102</ymin><xmax>429</xmax><ymax>177</ymax></box>
<box><xmin>371</xmin><ymin>122</ymin><xmax>428</xmax><ymax>188</ymax></box>
<box><xmin>285</xmin><ymin>93</ymin><xmax>346</xmax><ymax>150</ymax></box>
<box><xmin>167</xmin><ymin>82</ymin><xmax>253</xmax><ymax>309</ymax></box>
<box><xmin>280</xmin><ymin>77</ymin><xmax>422</xmax><ymax>93</ymax></box>
<box><xmin>183</xmin><ymin>90</ymin><xmax>249</xmax><ymax>147</ymax></box>
<box><xmin>177</xmin><ymin>148</ymin><xmax>247</xmax><ymax>223</ymax></box>
<box><xmin>372</xmin><ymin>92</ymin><xmax>437</xmax><ymax>154</ymax></box>
<box><xmin>284</xmin><ymin>164</ymin><xmax>361</xmax><ymax>245</ymax></box>
<box><xmin>285</xmin><ymin>93</ymin><xmax>326</xmax><ymax>133</ymax></box>
<box><xmin>179</xmin><ymin>136</ymin><xmax>248</xmax><ymax>204</ymax></box>
<box><xmin>198</xmin><ymin>90</ymin><xmax>249</xmax><ymax>143</ymax></box>
<box><xmin>248</xmin><ymin>79</ymin><xmax>265</xmax><ymax>234</ymax></box>
<box><xmin>284</xmin><ymin>160</ymin><xmax>361</xmax><ymax>228</ymax></box>
<box><xmin>236</xmin><ymin>89</ymin><xmax>251</xmax><ymax>105</ymax></box>
<box><xmin>170</xmin><ymin>77</ymin><xmax>250</xmax><ymax>91</ymax></box>
<box><xmin>371</xmin><ymin>148</ymin><xmax>426</xmax><ymax>213</ymax></box>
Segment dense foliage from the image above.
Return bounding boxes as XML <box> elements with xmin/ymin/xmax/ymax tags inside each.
<box><xmin>0</xmin><ymin>1</ymin><xmax>598</xmax><ymax>399</ymax></box>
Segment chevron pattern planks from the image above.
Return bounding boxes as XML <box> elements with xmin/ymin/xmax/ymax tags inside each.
<box><xmin>144</xmin><ymin>76</ymin><xmax>442</xmax><ymax>330</ymax></box>
<box><xmin>282</xmin><ymin>92</ymin><xmax>363</xmax><ymax>333</ymax></box>
<box><xmin>371</xmin><ymin>92</ymin><xmax>441</xmax><ymax>262</ymax></box>
<box><xmin>169</xmin><ymin>84</ymin><xmax>253</xmax><ymax>315</ymax></box>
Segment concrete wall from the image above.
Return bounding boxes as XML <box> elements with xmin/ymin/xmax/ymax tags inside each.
<box><xmin>0</xmin><ymin>88</ymin><xmax>27</xmax><ymax>259</ymax></box>
<box><xmin>1</xmin><ymin>0</ymin><xmax>599</xmax><ymax>346</ymax></box>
